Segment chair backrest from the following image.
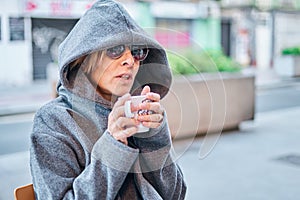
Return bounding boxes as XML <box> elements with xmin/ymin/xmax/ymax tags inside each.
<box><xmin>14</xmin><ymin>183</ymin><xmax>35</xmax><ymax>200</ymax></box>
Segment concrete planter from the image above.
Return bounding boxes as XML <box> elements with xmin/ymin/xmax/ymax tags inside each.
<box><xmin>274</xmin><ymin>55</ymin><xmax>300</xmax><ymax>77</ymax></box>
<box><xmin>161</xmin><ymin>72</ymin><xmax>255</xmax><ymax>139</ymax></box>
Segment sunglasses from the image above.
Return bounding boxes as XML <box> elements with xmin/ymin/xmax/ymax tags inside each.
<box><xmin>106</xmin><ymin>45</ymin><xmax>149</xmax><ymax>61</ymax></box>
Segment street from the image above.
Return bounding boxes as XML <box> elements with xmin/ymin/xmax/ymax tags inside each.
<box><xmin>0</xmin><ymin>114</ymin><xmax>34</xmax><ymax>156</ymax></box>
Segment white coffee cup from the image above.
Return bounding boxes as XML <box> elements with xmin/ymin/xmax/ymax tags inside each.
<box><xmin>124</xmin><ymin>95</ymin><xmax>152</xmax><ymax>133</ymax></box>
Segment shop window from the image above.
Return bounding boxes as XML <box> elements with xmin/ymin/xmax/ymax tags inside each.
<box><xmin>9</xmin><ymin>17</ymin><xmax>25</xmax><ymax>41</ymax></box>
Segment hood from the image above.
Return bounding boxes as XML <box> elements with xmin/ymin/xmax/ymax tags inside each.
<box><xmin>57</xmin><ymin>0</ymin><xmax>172</xmax><ymax>104</ymax></box>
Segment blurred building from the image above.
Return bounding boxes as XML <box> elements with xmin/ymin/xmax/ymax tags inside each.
<box><xmin>1</xmin><ymin>0</ymin><xmax>299</xmax><ymax>86</ymax></box>
<box><xmin>220</xmin><ymin>0</ymin><xmax>300</xmax><ymax>69</ymax></box>
<box><xmin>0</xmin><ymin>0</ymin><xmax>222</xmax><ymax>86</ymax></box>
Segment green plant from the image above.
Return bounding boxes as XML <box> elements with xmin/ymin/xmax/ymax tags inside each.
<box><xmin>282</xmin><ymin>46</ymin><xmax>300</xmax><ymax>55</ymax></box>
<box><xmin>166</xmin><ymin>52</ymin><xmax>199</xmax><ymax>75</ymax></box>
<box><xmin>167</xmin><ymin>49</ymin><xmax>241</xmax><ymax>75</ymax></box>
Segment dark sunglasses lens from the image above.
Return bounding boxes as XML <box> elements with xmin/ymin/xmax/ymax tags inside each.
<box><xmin>106</xmin><ymin>45</ymin><xmax>125</xmax><ymax>59</ymax></box>
<box><xmin>131</xmin><ymin>48</ymin><xmax>148</xmax><ymax>61</ymax></box>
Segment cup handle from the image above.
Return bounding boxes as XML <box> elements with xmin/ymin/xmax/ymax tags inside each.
<box><xmin>124</xmin><ymin>100</ymin><xmax>134</xmax><ymax>118</ymax></box>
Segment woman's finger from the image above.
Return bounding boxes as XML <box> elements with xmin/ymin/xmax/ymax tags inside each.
<box><xmin>109</xmin><ymin>93</ymin><xmax>131</xmax><ymax>122</ymax></box>
<box><xmin>139</xmin><ymin>102</ymin><xmax>164</xmax><ymax>115</ymax></box>
<box><xmin>114</xmin><ymin>93</ymin><xmax>131</xmax><ymax>107</ymax></box>
<box><xmin>110</xmin><ymin>105</ymin><xmax>127</xmax><ymax>120</ymax></box>
<box><xmin>145</xmin><ymin>92</ymin><xmax>160</xmax><ymax>102</ymax></box>
<box><xmin>137</xmin><ymin>113</ymin><xmax>163</xmax><ymax>123</ymax></box>
<box><xmin>141</xmin><ymin>85</ymin><xmax>151</xmax><ymax>96</ymax></box>
<box><xmin>112</xmin><ymin>126</ymin><xmax>138</xmax><ymax>145</ymax></box>
<box><xmin>141</xmin><ymin>121</ymin><xmax>162</xmax><ymax>129</ymax></box>
<box><xmin>110</xmin><ymin>117</ymin><xmax>137</xmax><ymax>131</ymax></box>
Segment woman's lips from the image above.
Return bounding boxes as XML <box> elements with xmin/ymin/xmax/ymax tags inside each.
<box><xmin>116</xmin><ymin>73</ymin><xmax>132</xmax><ymax>81</ymax></box>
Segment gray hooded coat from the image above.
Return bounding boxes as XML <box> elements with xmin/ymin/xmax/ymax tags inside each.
<box><xmin>30</xmin><ymin>0</ymin><xmax>186</xmax><ymax>199</ymax></box>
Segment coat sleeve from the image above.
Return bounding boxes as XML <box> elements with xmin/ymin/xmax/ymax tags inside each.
<box><xmin>132</xmin><ymin>112</ymin><xmax>187</xmax><ymax>199</ymax></box>
<box><xmin>30</xmin><ymin>107</ymin><xmax>139</xmax><ymax>200</ymax></box>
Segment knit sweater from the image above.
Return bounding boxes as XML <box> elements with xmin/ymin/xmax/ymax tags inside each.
<box><xmin>30</xmin><ymin>0</ymin><xmax>186</xmax><ymax>199</ymax></box>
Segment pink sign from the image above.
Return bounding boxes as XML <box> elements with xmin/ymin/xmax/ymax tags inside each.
<box><xmin>155</xmin><ymin>32</ymin><xmax>190</xmax><ymax>48</ymax></box>
<box><xmin>50</xmin><ymin>1</ymin><xmax>72</xmax><ymax>16</ymax></box>
<box><xmin>25</xmin><ymin>0</ymin><xmax>37</xmax><ymax>11</ymax></box>
<box><xmin>23</xmin><ymin>0</ymin><xmax>93</xmax><ymax>17</ymax></box>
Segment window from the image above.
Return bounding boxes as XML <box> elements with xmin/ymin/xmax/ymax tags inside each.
<box><xmin>9</xmin><ymin>17</ymin><xmax>25</xmax><ymax>41</ymax></box>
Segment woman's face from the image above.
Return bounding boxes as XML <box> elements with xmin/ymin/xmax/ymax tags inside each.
<box><xmin>90</xmin><ymin>47</ymin><xmax>140</xmax><ymax>101</ymax></box>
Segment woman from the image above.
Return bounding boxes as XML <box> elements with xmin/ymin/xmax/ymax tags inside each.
<box><xmin>30</xmin><ymin>0</ymin><xmax>186</xmax><ymax>199</ymax></box>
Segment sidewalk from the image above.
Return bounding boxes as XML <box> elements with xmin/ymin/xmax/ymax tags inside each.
<box><xmin>259</xmin><ymin>71</ymin><xmax>300</xmax><ymax>90</ymax></box>
<box><xmin>178</xmin><ymin>107</ymin><xmax>300</xmax><ymax>199</ymax></box>
<box><xmin>246</xmin><ymin>67</ymin><xmax>300</xmax><ymax>90</ymax></box>
<box><xmin>0</xmin><ymin>81</ymin><xmax>52</xmax><ymax>116</ymax></box>
<box><xmin>1</xmin><ymin>104</ymin><xmax>300</xmax><ymax>199</ymax></box>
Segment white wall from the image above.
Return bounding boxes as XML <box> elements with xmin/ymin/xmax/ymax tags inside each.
<box><xmin>256</xmin><ymin>25</ymin><xmax>272</xmax><ymax>70</ymax></box>
<box><xmin>255</xmin><ymin>13</ymin><xmax>272</xmax><ymax>70</ymax></box>
<box><xmin>275</xmin><ymin>13</ymin><xmax>300</xmax><ymax>56</ymax></box>
<box><xmin>0</xmin><ymin>0</ymin><xmax>32</xmax><ymax>86</ymax></box>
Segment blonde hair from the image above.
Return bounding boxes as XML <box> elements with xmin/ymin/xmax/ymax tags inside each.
<box><xmin>69</xmin><ymin>50</ymin><xmax>104</xmax><ymax>75</ymax></box>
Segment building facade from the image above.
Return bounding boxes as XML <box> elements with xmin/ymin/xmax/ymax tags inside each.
<box><xmin>0</xmin><ymin>0</ymin><xmax>221</xmax><ymax>86</ymax></box>
<box><xmin>0</xmin><ymin>0</ymin><xmax>90</xmax><ymax>85</ymax></box>
<box><xmin>221</xmin><ymin>0</ymin><xmax>300</xmax><ymax>69</ymax></box>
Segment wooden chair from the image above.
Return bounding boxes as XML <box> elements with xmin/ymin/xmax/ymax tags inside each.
<box><xmin>14</xmin><ymin>184</ymin><xmax>35</xmax><ymax>200</ymax></box>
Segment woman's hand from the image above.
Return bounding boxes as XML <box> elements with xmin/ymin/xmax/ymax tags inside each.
<box><xmin>137</xmin><ymin>86</ymin><xmax>165</xmax><ymax>129</ymax></box>
<box><xmin>108</xmin><ymin>94</ymin><xmax>138</xmax><ymax>145</ymax></box>
<box><xmin>107</xmin><ymin>86</ymin><xmax>164</xmax><ymax>145</ymax></box>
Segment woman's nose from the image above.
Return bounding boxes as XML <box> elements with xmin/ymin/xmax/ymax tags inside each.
<box><xmin>121</xmin><ymin>48</ymin><xmax>135</xmax><ymax>67</ymax></box>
